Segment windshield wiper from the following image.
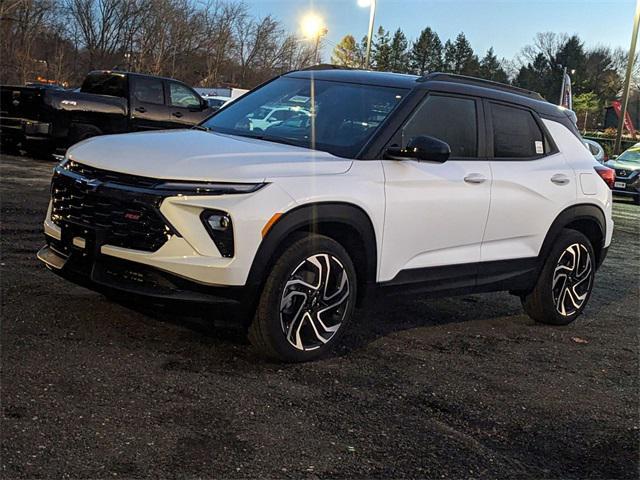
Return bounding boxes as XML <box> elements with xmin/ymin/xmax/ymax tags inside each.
<box><xmin>192</xmin><ymin>125</ymin><xmax>210</xmax><ymax>131</ymax></box>
<box><xmin>237</xmin><ymin>132</ymin><xmax>307</xmax><ymax>148</ymax></box>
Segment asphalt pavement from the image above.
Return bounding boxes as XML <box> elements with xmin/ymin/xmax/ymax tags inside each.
<box><xmin>1</xmin><ymin>153</ymin><xmax>638</xmax><ymax>479</ymax></box>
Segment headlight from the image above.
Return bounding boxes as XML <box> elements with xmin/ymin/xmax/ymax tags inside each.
<box><xmin>201</xmin><ymin>210</ymin><xmax>234</xmax><ymax>257</ymax></box>
<box><xmin>156</xmin><ymin>182</ymin><xmax>265</xmax><ymax>195</ymax></box>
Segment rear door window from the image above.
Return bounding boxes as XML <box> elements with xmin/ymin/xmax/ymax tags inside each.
<box><xmin>132</xmin><ymin>77</ymin><xmax>164</xmax><ymax>105</ymax></box>
<box><xmin>491</xmin><ymin>103</ymin><xmax>546</xmax><ymax>158</ymax></box>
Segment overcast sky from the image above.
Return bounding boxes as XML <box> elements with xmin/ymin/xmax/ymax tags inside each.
<box><xmin>240</xmin><ymin>0</ymin><xmax>636</xmax><ymax>60</ymax></box>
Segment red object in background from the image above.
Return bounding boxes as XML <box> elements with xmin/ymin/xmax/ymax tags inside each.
<box><xmin>611</xmin><ymin>100</ymin><xmax>637</xmax><ymax>136</ymax></box>
<box><xmin>594</xmin><ymin>165</ymin><xmax>615</xmax><ymax>189</ymax></box>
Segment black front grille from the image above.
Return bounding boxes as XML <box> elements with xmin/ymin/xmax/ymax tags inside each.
<box><xmin>615</xmin><ymin>169</ymin><xmax>631</xmax><ymax>177</ymax></box>
<box><xmin>66</xmin><ymin>161</ymin><xmax>160</xmax><ymax>188</ymax></box>
<box><xmin>51</xmin><ymin>162</ymin><xmax>172</xmax><ymax>252</ymax></box>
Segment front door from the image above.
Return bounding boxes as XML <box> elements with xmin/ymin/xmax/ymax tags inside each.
<box><xmin>380</xmin><ymin>93</ymin><xmax>492</xmax><ymax>288</ymax></box>
<box><xmin>129</xmin><ymin>76</ymin><xmax>170</xmax><ymax>131</ymax></box>
<box><xmin>166</xmin><ymin>81</ymin><xmax>211</xmax><ymax>127</ymax></box>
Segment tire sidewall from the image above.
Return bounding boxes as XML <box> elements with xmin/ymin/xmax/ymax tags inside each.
<box><xmin>538</xmin><ymin>230</ymin><xmax>596</xmax><ymax>325</ymax></box>
<box><xmin>259</xmin><ymin>235</ymin><xmax>357</xmax><ymax>362</ymax></box>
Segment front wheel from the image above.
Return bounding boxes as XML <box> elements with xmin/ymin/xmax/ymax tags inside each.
<box><xmin>249</xmin><ymin>234</ymin><xmax>357</xmax><ymax>362</ymax></box>
<box><xmin>522</xmin><ymin>229</ymin><xmax>595</xmax><ymax>325</ymax></box>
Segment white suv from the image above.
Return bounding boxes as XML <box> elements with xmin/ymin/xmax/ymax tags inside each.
<box><xmin>38</xmin><ymin>69</ymin><xmax>613</xmax><ymax>362</ymax></box>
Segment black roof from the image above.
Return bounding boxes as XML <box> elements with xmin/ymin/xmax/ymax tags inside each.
<box><xmin>87</xmin><ymin>70</ymin><xmax>182</xmax><ymax>83</ymax></box>
<box><xmin>286</xmin><ymin>68</ymin><xmax>419</xmax><ymax>89</ymax></box>
<box><xmin>285</xmin><ymin>65</ymin><xmax>570</xmax><ymax>121</ymax></box>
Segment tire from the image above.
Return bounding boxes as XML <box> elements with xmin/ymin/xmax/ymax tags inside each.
<box><xmin>69</xmin><ymin>124</ymin><xmax>101</xmax><ymax>146</ymax></box>
<box><xmin>23</xmin><ymin>141</ymin><xmax>54</xmax><ymax>160</ymax></box>
<box><xmin>522</xmin><ymin>229</ymin><xmax>596</xmax><ymax>325</ymax></box>
<box><xmin>248</xmin><ymin>234</ymin><xmax>357</xmax><ymax>362</ymax></box>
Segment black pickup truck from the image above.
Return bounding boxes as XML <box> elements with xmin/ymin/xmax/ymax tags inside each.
<box><xmin>0</xmin><ymin>70</ymin><xmax>215</xmax><ymax>156</ymax></box>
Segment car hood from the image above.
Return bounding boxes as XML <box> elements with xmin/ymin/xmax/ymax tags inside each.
<box><xmin>605</xmin><ymin>159</ymin><xmax>640</xmax><ymax>172</ymax></box>
<box><xmin>66</xmin><ymin>129</ymin><xmax>353</xmax><ymax>182</ymax></box>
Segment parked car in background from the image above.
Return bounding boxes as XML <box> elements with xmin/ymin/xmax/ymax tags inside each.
<box><xmin>583</xmin><ymin>138</ymin><xmax>606</xmax><ymax>163</ymax></box>
<box><xmin>247</xmin><ymin>105</ymin><xmax>310</xmax><ymax>132</ymax></box>
<box><xmin>606</xmin><ymin>142</ymin><xmax>640</xmax><ymax>204</ymax></box>
<box><xmin>38</xmin><ymin>68</ymin><xmax>613</xmax><ymax>362</ymax></box>
<box><xmin>204</xmin><ymin>96</ymin><xmax>231</xmax><ymax>111</ymax></box>
<box><xmin>0</xmin><ymin>70</ymin><xmax>214</xmax><ymax>156</ymax></box>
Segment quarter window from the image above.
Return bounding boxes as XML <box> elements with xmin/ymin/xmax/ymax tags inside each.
<box><xmin>402</xmin><ymin>95</ymin><xmax>478</xmax><ymax>158</ymax></box>
<box><xmin>491</xmin><ymin>103</ymin><xmax>546</xmax><ymax>158</ymax></box>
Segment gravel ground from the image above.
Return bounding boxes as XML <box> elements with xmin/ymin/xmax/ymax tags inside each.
<box><xmin>1</xmin><ymin>153</ymin><xmax>638</xmax><ymax>479</ymax></box>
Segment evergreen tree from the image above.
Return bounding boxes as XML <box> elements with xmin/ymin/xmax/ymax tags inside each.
<box><xmin>449</xmin><ymin>32</ymin><xmax>479</xmax><ymax>75</ymax></box>
<box><xmin>555</xmin><ymin>34</ymin><xmax>587</xmax><ymax>94</ymax></box>
<box><xmin>332</xmin><ymin>35</ymin><xmax>362</xmax><ymax>68</ymax></box>
<box><xmin>388</xmin><ymin>28</ymin><xmax>409</xmax><ymax>73</ymax></box>
<box><xmin>372</xmin><ymin>26</ymin><xmax>392</xmax><ymax>71</ymax></box>
<box><xmin>479</xmin><ymin>47</ymin><xmax>508</xmax><ymax>83</ymax></box>
<box><xmin>443</xmin><ymin>39</ymin><xmax>456</xmax><ymax>73</ymax></box>
<box><xmin>410</xmin><ymin>27</ymin><xmax>443</xmax><ymax>75</ymax></box>
<box><xmin>514</xmin><ymin>52</ymin><xmax>553</xmax><ymax>99</ymax></box>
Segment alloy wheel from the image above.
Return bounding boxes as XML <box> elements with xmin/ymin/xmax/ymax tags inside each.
<box><xmin>279</xmin><ymin>253</ymin><xmax>350</xmax><ymax>351</ymax></box>
<box><xmin>552</xmin><ymin>243</ymin><xmax>593</xmax><ymax>317</ymax></box>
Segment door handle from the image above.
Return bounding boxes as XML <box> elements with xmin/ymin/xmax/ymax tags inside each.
<box><xmin>172</xmin><ymin>111</ymin><xmax>183</xmax><ymax>118</ymax></box>
<box><xmin>464</xmin><ymin>173</ymin><xmax>487</xmax><ymax>184</ymax></box>
<box><xmin>551</xmin><ymin>174</ymin><xmax>570</xmax><ymax>185</ymax></box>
<box><xmin>135</xmin><ymin>106</ymin><xmax>146</xmax><ymax>113</ymax></box>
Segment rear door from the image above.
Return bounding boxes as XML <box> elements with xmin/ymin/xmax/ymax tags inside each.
<box><xmin>166</xmin><ymin>81</ymin><xmax>210</xmax><ymax>127</ymax></box>
<box><xmin>380</xmin><ymin>92</ymin><xmax>492</xmax><ymax>287</ymax></box>
<box><xmin>481</xmin><ymin>101</ymin><xmax>576</xmax><ymax>263</ymax></box>
<box><xmin>129</xmin><ymin>76</ymin><xmax>170</xmax><ymax>131</ymax></box>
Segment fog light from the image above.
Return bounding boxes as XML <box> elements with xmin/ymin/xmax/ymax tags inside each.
<box><xmin>207</xmin><ymin>213</ymin><xmax>231</xmax><ymax>231</ymax></box>
<box><xmin>201</xmin><ymin>210</ymin><xmax>234</xmax><ymax>257</ymax></box>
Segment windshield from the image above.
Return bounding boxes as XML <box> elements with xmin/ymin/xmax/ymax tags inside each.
<box><xmin>617</xmin><ymin>147</ymin><xmax>640</xmax><ymax>164</ymax></box>
<box><xmin>202</xmin><ymin>76</ymin><xmax>407</xmax><ymax>158</ymax></box>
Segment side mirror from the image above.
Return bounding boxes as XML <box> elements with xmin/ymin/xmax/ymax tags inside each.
<box><xmin>385</xmin><ymin>135</ymin><xmax>451</xmax><ymax>163</ymax></box>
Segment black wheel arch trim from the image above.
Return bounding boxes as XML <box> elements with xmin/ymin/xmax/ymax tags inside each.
<box><xmin>245</xmin><ymin>202</ymin><xmax>378</xmax><ymax>301</ymax></box>
<box><xmin>539</xmin><ymin>203</ymin><xmax>607</xmax><ymax>268</ymax></box>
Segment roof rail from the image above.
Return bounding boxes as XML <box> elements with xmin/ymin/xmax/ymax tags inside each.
<box><xmin>419</xmin><ymin>72</ymin><xmax>545</xmax><ymax>101</ymax></box>
<box><xmin>297</xmin><ymin>63</ymin><xmax>354</xmax><ymax>72</ymax></box>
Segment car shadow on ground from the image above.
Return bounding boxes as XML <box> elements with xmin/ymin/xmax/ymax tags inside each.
<box><xmin>105</xmin><ymin>288</ymin><xmax>528</xmax><ymax>363</ymax></box>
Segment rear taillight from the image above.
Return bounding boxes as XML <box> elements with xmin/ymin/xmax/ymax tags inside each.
<box><xmin>594</xmin><ymin>165</ymin><xmax>615</xmax><ymax>189</ymax></box>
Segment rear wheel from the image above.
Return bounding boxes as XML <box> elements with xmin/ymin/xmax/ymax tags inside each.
<box><xmin>522</xmin><ymin>229</ymin><xmax>595</xmax><ymax>325</ymax></box>
<box><xmin>249</xmin><ymin>234</ymin><xmax>356</xmax><ymax>362</ymax></box>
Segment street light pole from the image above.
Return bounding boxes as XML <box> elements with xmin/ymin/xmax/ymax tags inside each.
<box><xmin>559</xmin><ymin>65</ymin><xmax>567</xmax><ymax>105</ymax></box>
<box><xmin>615</xmin><ymin>0</ymin><xmax>640</xmax><ymax>154</ymax></box>
<box><xmin>364</xmin><ymin>0</ymin><xmax>377</xmax><ymax>69</ymax></box>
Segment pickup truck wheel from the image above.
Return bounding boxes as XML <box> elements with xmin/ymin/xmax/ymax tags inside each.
<box><xmin>248</xmin><ymin>234</ymin><xmax>357</xmax><ymax>362</ymax></box>
<box><xmin>69</xmin><ymin>125</ymin><xmax>101</xmax><ymax>146</ymax></box>
<box><xmin>522</xmin><ymin>229</ymin><xmax>595</xmax><ymax>326</ymax></box>
<box><xmin>23</xmin><ymin>141</ymin><xmax>53</xmax><ymax>160</ymax></box>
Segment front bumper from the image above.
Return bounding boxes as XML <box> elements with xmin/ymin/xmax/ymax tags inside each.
<box><xmin>612</xmin><ymin>171</ymin><xmax>640</xmax><ymax>198</ymax></box>
<box><xmin>38</xmin><ymin>242</ymin><xmax>246</xmax><ymax>305</ymax></box>
<box><xmin>0</xmin><ymin>118</ymin><xmax>51</xmax><ymax>142</ymax></box>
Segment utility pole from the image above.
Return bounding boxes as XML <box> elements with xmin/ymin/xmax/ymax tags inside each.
<box><xmin>615</xmin><ymin>0</ymin><xmax>640</xmax><ymax>154</ymax></box>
